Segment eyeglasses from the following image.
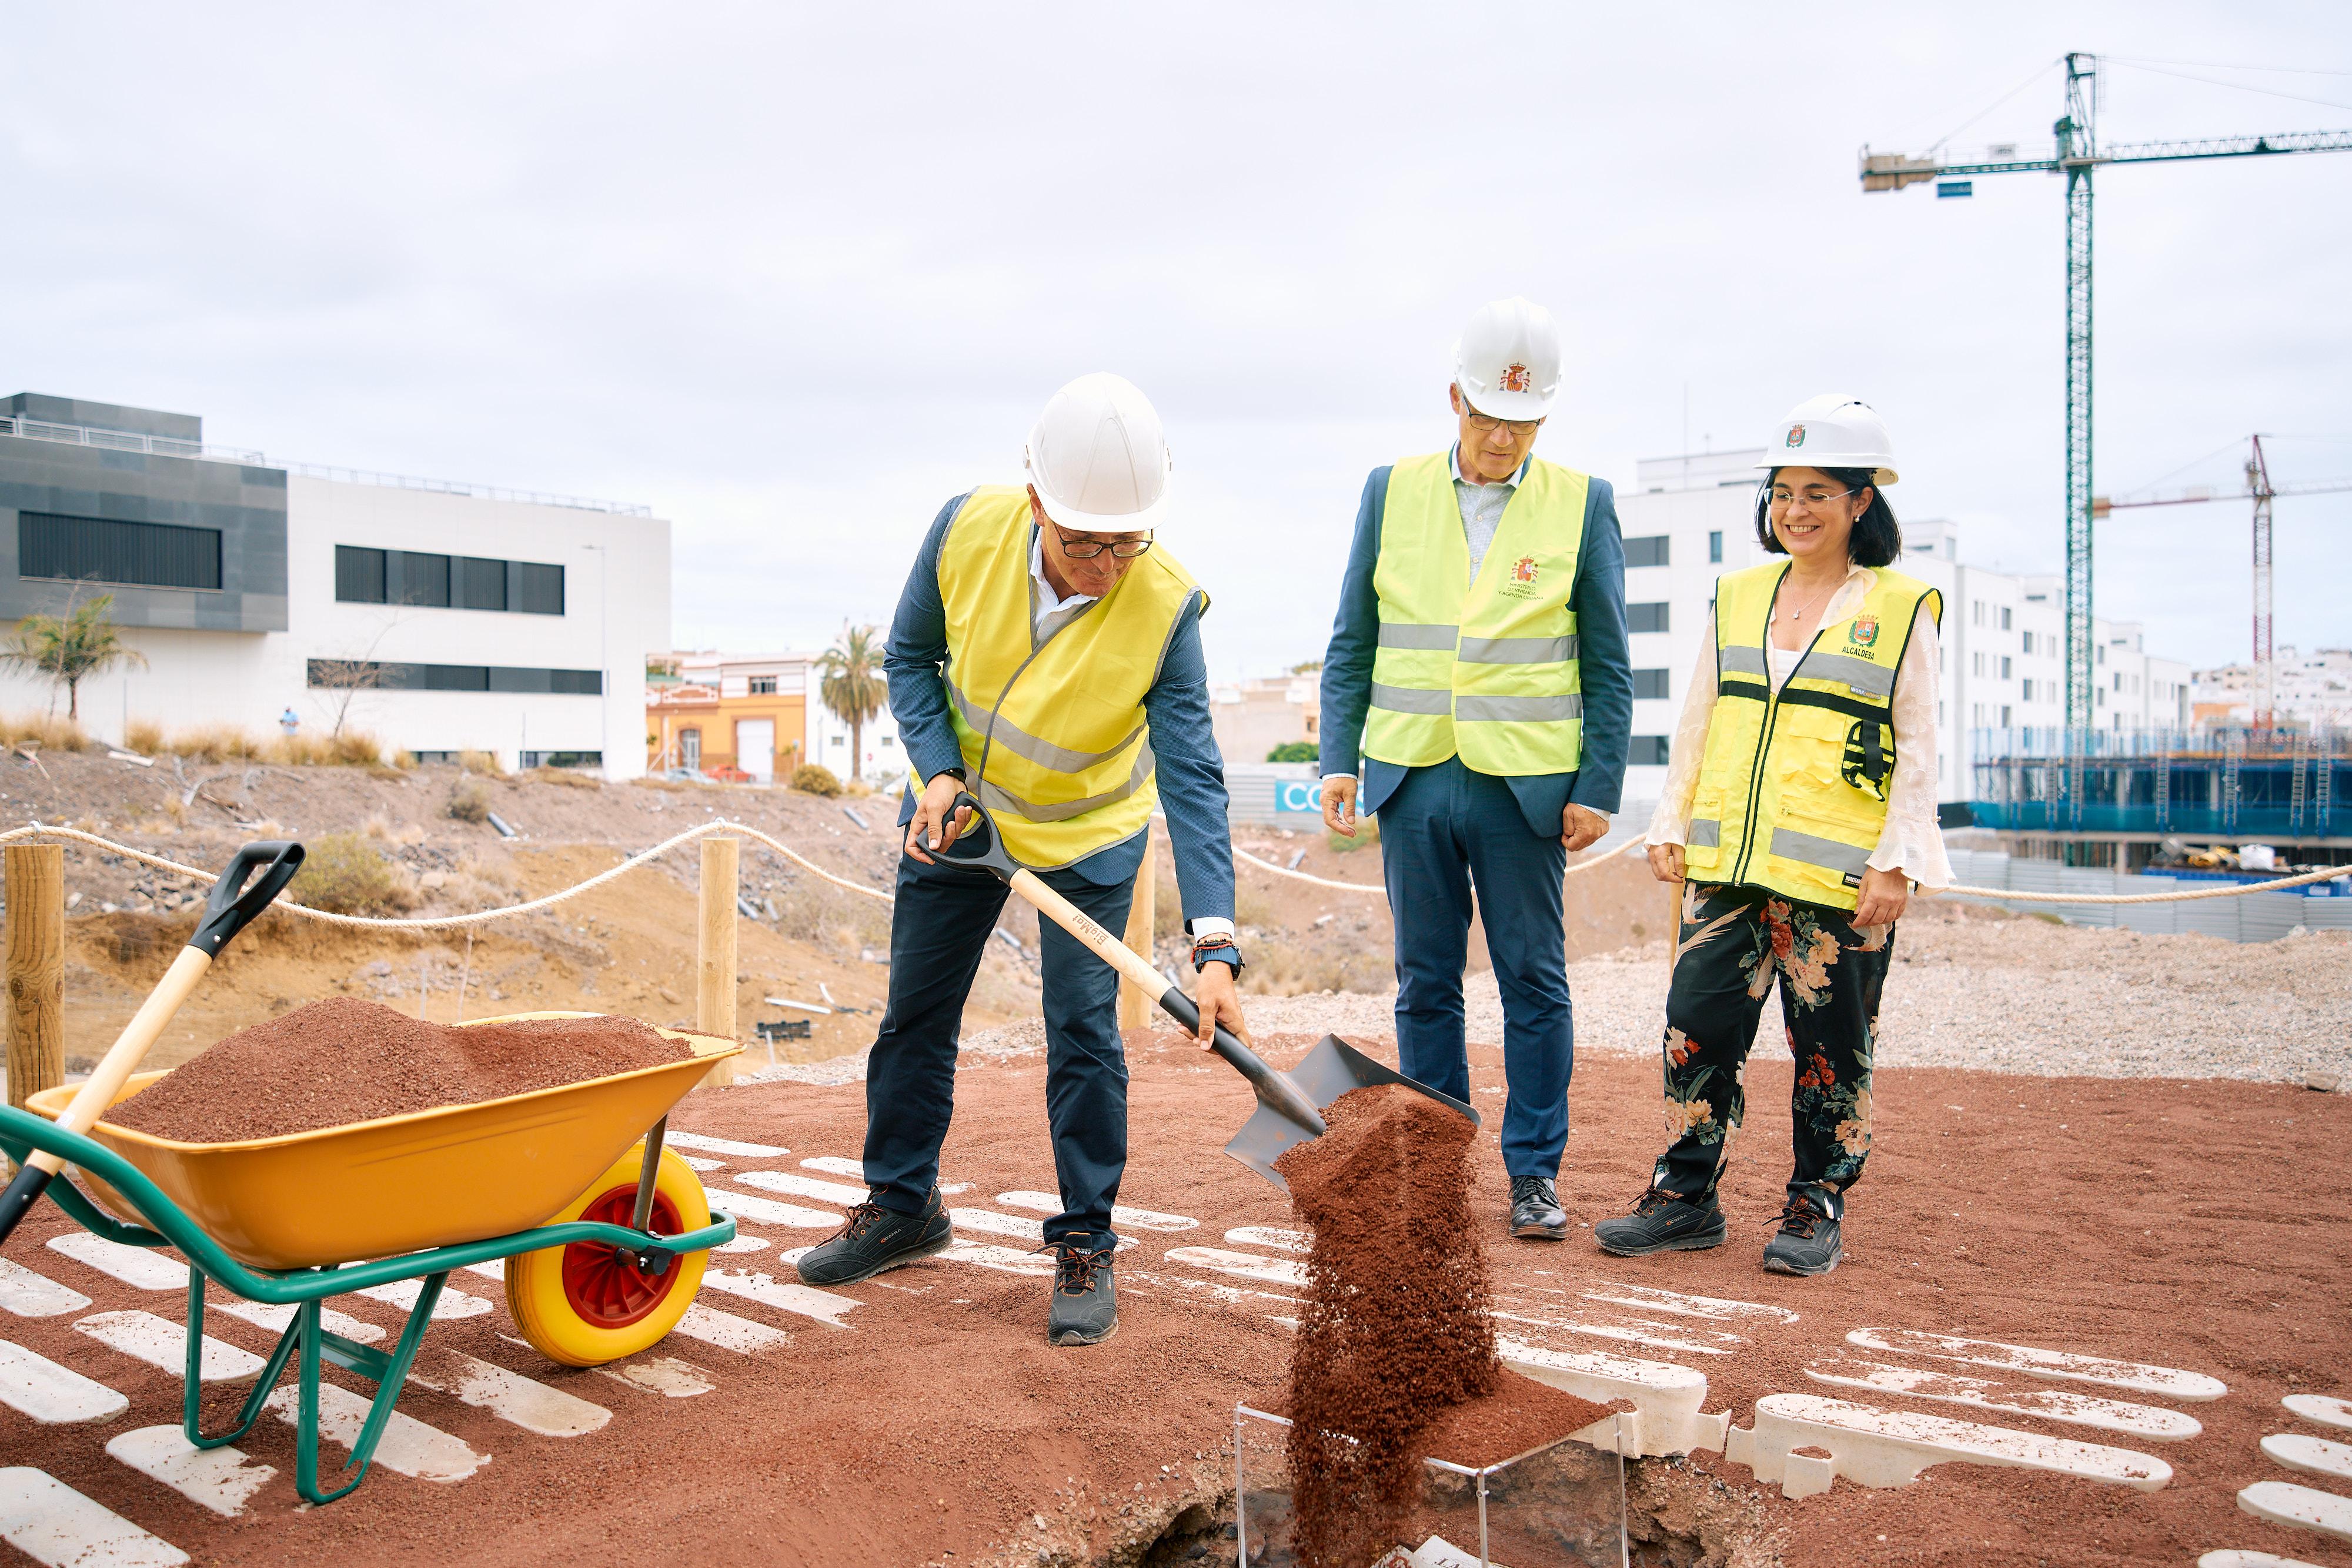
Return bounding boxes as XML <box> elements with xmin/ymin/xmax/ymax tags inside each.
<box><xmin>1464</xmin><ymin>410</ymin><xmax>1544</xmax><ymax>436</ymax></box>
<box><xmin>1052</xmin><ymin>526</ymin><xmax>1155</xmax><ymax>560</ymax></box>
<box><xmin>1768</xmin><ymin>485</ymin><xmax>1859</xmax><ymax>512</ymax></box>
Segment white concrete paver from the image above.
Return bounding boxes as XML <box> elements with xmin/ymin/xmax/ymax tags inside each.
<box><xmin>1494</xmin><ymin>1308</ymin><xmax>1740</xmax><ymax>1358</ymax></box>
<box><xmin>994</xmin><ymin>1191</ymin><xmax>1198</xmax><ymax>1231</ymax></box>
<box><xmin>939</xmin><ymin>1242</ymin><xmax>1056</xmax><ymax>1277</ymax></box>
<box><xmin>2238</xmin><ymin>1480</ymin><xmax>2352</xmax><ymax>1544</ymax></box>
<box><xmin>660</xmin><ymin>1131</ymin><xmax>788</xmax><ymax>1158</ymax></box>
<box><xmin>733</xmin><ymin>1169</ymin><xmax>866</xmax><ymax>1206</ymax></box>
<box><xmin>0</xmin><ymin>1340</ymin><xmax>129</xmax><ymax>1424</ymax></box>
<box><xmin>671</xmin><ymin>1304</ymin><xmax>793</xmax><ymax>1353</ymax></box>
<box><xmin>354</xmin><ymin>1280</ymin><xmax>493</xmax><ymax>1319</ymax></box>
<box><xmin>593</xmin><ymin>1355</ymin><xmax>717</xmax><ymax>1398</ymax></box>
<box><xmin>407</xmin><ymin>1349</ymin><xmax>611</xmax><ymax>1437</ymax></box>
<box><xmin>1496</xmin><ymin>1339</ymin><xmax>1727</xmax><ymax>1458</ymax></box>
<box><xmin>262</xmin><ymin>1383</ymin><xmax>487</xmax><ymax>1483</ymax></box>
<box><xmin>1803</xmin><ymin>1356</ymin><xmax>2203</xmax><ymax>1442</ymax></box>
<box><xmin>1575</xmin><ymin>1281</ymin><xmax>1799</xmax><ymax>1325</ymax></box>
<box><xmin>2198</xmin><ymin>1552</ymin><xmax>2327</xmax><ymax>1567</ymax></box>
<box><xmin>1223</xmin><ymin>1226</ymin><xmax>1309</xmax><ymax>1255</ymax></box>
<box><xmin>799</xmin><ymin>1156</ymin><xmax>866</xmax><ymax>1177</ymax></box>
<box><xmin>208</xmin><ymin>1299</ymin><xmax>386</xmax><ymax>1345</ymax></box>
<box><xmin>698</xmin><ymin>1267</ymin><xmax>861</xmax><ymax>1328</ymax></box>
<box><xmin>0</xmin><ymin>1467</ymin><xmax>187</xmax><ymax>1567</ymax></box>
<box><xmin>76</xmin><ymin>1311</ymin><xmax>264</xmax><ymax>1384</ymax></box>
<box><xmin>1726</xmin><ymin>1393</ymin><xmax>2171</xmax><ymax>1499</ymax></box>
<box><xmin>1164</xmin><ymin>1248</ymin><xmax>1309</xmax><ymax>1288</ymax></box>
<box><xmin>105</xmin><ymin>1428</ymin><xmax>274</xmax><ymax>1519</ymax></box>
<box><xmin>2283</xmin><ymin>1393</ymin><xmax>2352</xmax><ymax>1432</ymax></box>
<box><xmin>704</xmin><ymin>1187</ymin><xmax>844</xmax><ymax>1229</ymax></box>
<box><xmin>2261</xmin><ymin>1433</ymin><xmax>2352</xmax><ymax>1483</ymax></box>
<box><xmin>45</xmin><ymin>1235</ymin><xmax>183</xmax><ymax>1292</ymax></box>
<box><xmin>0</xmin><ymin>1259</ymin><xmax>90</xmax><ymax>1319</ymax></box>
<box><xmin>1846</xmin><ymin>1327</ymin><xmax>2227</xmax><ymax>1401</ymax></box>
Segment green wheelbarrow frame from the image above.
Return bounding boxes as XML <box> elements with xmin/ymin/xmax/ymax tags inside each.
<box><xmin>0</xmin><ymin>1105</ymin><xmax>737</xmax><ymax>1505</ymax></box>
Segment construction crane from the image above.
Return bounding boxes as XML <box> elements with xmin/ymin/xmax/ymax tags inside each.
<box><xmin>1859</xmin><ymin>52</ymin><xmax>2352</xmax><ymax>732</ymax></box>
<box><xmin>2093</xmin><ymin>436</ymin><xmax>2352</xmax><ymax>729</ymax></box>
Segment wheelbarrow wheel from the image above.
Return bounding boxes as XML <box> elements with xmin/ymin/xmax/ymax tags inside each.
<box><xmin>507</xmin><ymin>1144</ymin><xmax>711</xmax><ymax>1367</ymax></box>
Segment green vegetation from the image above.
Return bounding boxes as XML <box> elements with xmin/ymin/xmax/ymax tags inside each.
<box><xmin>2</xmin><ymin>593</ymin><xmax>146</xmax><ymax>720</ymax></box>
<box><xmin>816</xmin><ymin>626</ymin><xmax>886</xmax><ymax>782</ymax></box>
<box><xmin>1266</xmin><ymin>740</ymin><xmax>1318</xmax><ymax>763</ymax></box>
<box><xmin>292</xmin><ymin>834</ymin><xmax>416</xmax><ymax>915</ymax></box>
<box><xmin>792</xmin><ymin>763</ymin><xmax>843</xmax><ymax>797</ymax></box>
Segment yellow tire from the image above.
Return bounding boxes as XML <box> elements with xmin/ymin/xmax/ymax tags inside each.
<box><xmin>507</xmin><ymin>1144</ymin><xmax>711</xmax><ymax>1367</ymax></box>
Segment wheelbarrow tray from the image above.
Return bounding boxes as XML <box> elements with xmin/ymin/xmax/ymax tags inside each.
<box><xmin>25</xmin><ymin>1011</ymin><xmax>741</xmax><ymax>1271</ymax></box>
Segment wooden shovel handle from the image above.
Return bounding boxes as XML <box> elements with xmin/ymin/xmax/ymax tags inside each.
<box><xmin>26</xmin><ymin>947</ymin><xmax>213</xmax><ymax>1175</ymax></box>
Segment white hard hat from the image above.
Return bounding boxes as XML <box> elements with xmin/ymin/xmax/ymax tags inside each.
<box><xmin>1758</xmin><ymin>394</ymin><xmax>1899</xmax><ymax>486</ymax></box>
<box><xmin>1454</xmin><ymin>297</ymin><xmax>1562</xmax><ymax>420</ymax></box>
<box><xmin>1024</xmin><ymin>373</ymin><xmax>1172</xmax><ymax>533</ymax></box>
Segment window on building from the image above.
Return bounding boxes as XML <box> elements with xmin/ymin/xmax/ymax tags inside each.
<box><xmin>2001</xmin><ymin>656</ymin><xmax>2012</xmax><ymax>680</ymax></box>
<box><xmin>2096</xmin><ymin>686</ymin><xmax>2105</xmax><ymax>706</ymax></box>
<box><xmin>1972</xmin><ymin>652</ymin><xmax>1984</xmax><ymax>677</ymax></box>
<box><xmin>2022</xmin><ymin>678</ymin><xmax>2034</xmax><ymax>701</ymax></box>
<box><xmin>1629</xmin><ymin>735</ymin><xmax>1672</xmax><ymax>766</ymax></box>
<box><xmin>1707</xmin><ymin>530</ymin><xmax>1723</xmax><ymax>564</ymax></box>
<box><xmin>2001</xmin><ymin>705</ymin><xmax>2012</xmax><ymax>727</ymax></box>
<box><xmin>680</xmin><ymin>729</ymin><xmax>701</xmax><ymax>770</ymax></box>
<box><xmin>1626</xmin><ymin>602</ymin><xmax>1670</xmax><ymax>634</ymax></box>
<box><xmin>1973</xmin><ymin>601</ymin><xmax>1985</xmax><ymax>626</ymax></box>
<box><xmin>1631</xmin><ymin>668</ymin><xmax>1670</xmax><ymax>700</ymax></box>
<box><xmin>1623</xmin><ymin>535</ymin><xmax>1669</xmax><ymax>569</ymax></box>
<box><xmin>2021</xmin><ymin>630</ymin><xmax>2034</xmax><ymax>653</ymax></box>
<box><xmin>335</xmin><ymin>548</ymin><xmax>565</xmax><ymax>614</ymax></box>
<box><xmin>306</xmin><ymin>660</ymin><xmax>602</xmax><ymax>694</ymax></box>
<box><xmin>18</xmin><ymin>511</ymin><xmax>222</xmax><ymax>591</ymax></box>
<box><xmin>2001</xmin><ymin>606</ymin><xmax>2012</xmax><ymax>630</ymax></box>
<box><xmin>749</xmin><ymin>676</ymin><xmax>778</xmax><ymax>695</ymax></box>
<box><xmin>2097</xmin><ymin>643</ymin><xmax>2106</xmax><ymax>665</ymax></box>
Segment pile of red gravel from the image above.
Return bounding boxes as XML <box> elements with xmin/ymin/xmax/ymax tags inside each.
<box><xmin>111</xmin><ymin>998</ymin><xmax>690</xmax><ymax>1142</ymax></box>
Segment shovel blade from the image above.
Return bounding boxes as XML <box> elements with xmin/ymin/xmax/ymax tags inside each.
<box><xmin>1221</xmin><ymin>1034</ymin><xmax>1481</xmax><ymax>1190</ymax></box>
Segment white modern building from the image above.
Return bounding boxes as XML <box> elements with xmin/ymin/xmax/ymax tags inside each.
<box><xmin>1615</xmin><ymin>448</ymin><xmax>2192</xmax><ymax>811</ymax></box>
<box><xmin>0</xmin><ymin>394</ymin><xmax>668</xmax><ymax>777</ymax></box>
<box><xmin>2193</xmin><ymin>646</ymin><xmax>2352</xmax><ymax>731</ymax></box>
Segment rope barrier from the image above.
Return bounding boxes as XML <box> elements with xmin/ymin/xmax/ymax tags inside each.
<box><xmin>0</xmin><ymin>817</ymin><xmax>893</xmax><ymax>931</ymax></box>
<box><xmin>1</xmin><ymin>819</ymin><xmax>2341</xmax><ymax>928</ymax></box>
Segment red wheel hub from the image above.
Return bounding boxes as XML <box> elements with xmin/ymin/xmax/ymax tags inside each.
<box><xmin>560</xmin><ymin>1184</ymin><xmax>684</xmax><ymax>1329</ymax></box>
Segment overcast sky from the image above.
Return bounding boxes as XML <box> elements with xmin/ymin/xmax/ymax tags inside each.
<box><xmin>5</xmin><ymin>4</ymin><xmax>2348</xmax><ymax>680</ymax></box>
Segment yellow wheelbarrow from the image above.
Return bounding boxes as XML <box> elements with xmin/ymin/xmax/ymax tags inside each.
<box><xmin>0</xmin><ymin>1017</ymin><xmax>743</xmax><ymax>1503</ymax></box>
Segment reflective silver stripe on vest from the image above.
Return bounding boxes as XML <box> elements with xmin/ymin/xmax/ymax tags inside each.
<box><xmin>1377</xmin><ymin>623</ymin><xmax>1459</xmax><ymax>650</ymax></box>
<box><xmin>947</xmin><ymin>679</ymin><xmax>1141</xmax><ymax>774</ymax></box>
<box><xmin>1455</xmin><ymin>693</ymin><xmax>1582</xmax><ymax>723</ymax></box>
<box><xmin>1793</xmin><ymin>650</ymin><xmax>1896</xmax><ymax>700</ymax></box>
<box><xmin>1686</xmin><ymin>818</ymin><xmax>1720</xmax><ymax>850</ymax></box>
<box><xmin>1719</xmin><ymin>643</ymin><xmax>1768</xmax><ymax>679</ymax></box>
<box><xmin>976</xmin><ymin>741</ymin><xmax>1155</xmax><ymax>823</ymax></box>
<box><xmin>1456</xmin><ymin>634</ymin><xmax>1578</xmax><ymax>664</ymax></box>
<box><xmin>1370</xmin><ymin>682</ymin><xmax>1454</xmax><ymax>715</ymax></box>
<box><xmin>1769</xmin><ymin>826</ymin><xmax>1872</xmax><ymax>876</ymax></box>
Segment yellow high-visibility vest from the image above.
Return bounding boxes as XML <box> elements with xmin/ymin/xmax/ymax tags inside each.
<box><xmin>1681</xmin><ymin>561</ymin><xmax>1941</xmax><ymax>910</ymax></box>
<box><xmin>923</xmin><ymin>486</ymin><xmax>1205</xmax><ymax>870</ymax></box>
<box><xmin>1362</xmin><ymin>452</ymin><xmax>1589</xmax><ymax>776</ymax></box>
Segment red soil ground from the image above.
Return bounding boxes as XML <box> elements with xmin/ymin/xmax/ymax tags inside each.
<box><xmin>3</xmin><ymin>1030</ymin><xmax>2346</xmax><ymax>1567</ymax></box>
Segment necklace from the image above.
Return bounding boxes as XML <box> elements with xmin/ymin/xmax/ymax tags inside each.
<box><xmin>1780</xmin><ymin>573</ymin><xmax>1841</xmax><ymax>624</ymax></box>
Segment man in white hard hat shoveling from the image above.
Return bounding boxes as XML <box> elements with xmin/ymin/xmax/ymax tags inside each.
<box><xmin>1319</xmin><ymin>297</ymin><xmax>1633</xmax><ymax>1242</ymax></box>
<box><xmin>796</xmin><ymin>373</ymin><xmax>1250</xmax><ymax>1348</ymax></box>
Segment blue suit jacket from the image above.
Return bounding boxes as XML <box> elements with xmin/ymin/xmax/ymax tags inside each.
<box><xmin>1319</xmin><ymin>463</ymin><xmax>1633</xmax><ymax>837</ymax></box>
<box><xmin>883</xmin><ymin>493</ymin><xmax>1237</xmax><ymax>927</ymax></box>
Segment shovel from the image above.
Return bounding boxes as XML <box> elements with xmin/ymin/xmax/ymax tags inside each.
<box><xmin>933</xmin><ymin>794</ymin><xmax>1476</xmax><ymax>1189</ymax></box>
<box><xmin>0</xmin><ymin>840</ymin><xmax>305</xmax><ymax>1248</ymax></box>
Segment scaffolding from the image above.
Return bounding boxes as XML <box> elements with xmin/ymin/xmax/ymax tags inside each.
<box><xmin>1971</xmin><ymin>727</ymin><xmax>2348</xmax><ymax>845</ymax></box>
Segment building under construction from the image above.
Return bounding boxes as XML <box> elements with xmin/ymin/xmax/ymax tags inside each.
<box><xmin>1969</xmin><ymin>726</ymin><xmax>2350</xmax><ymax>866</ymax></box>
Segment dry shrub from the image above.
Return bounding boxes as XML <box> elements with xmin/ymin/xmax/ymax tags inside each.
<box><xmin>768</xmin><ymin>876</ymin><xmax>891</xmax><ymax>954</ymax></box>
<box><xmin>632</xmin><ymin>777</ymin><xmax>684</xmax><ymax>793</ymax></box>
<box><xmin>0</xmin><ymin>713</ymin><xmax>93</xmax><ymax>751</ymax></box>
<box><xmin>526</xmin><ymin>767</ymin><xmax>600</xmax><ymax>790</ymax></box>
<box><xmin>290</xmin><ymin>834</ymin><xmax>416</xmax><ymax>916</ymax></box>
<box><xmin>166</xmin><ymin>724</ymin><xmax>264</xmax><ymax>763</ymax></box>
<box><xmin>459</xmin><ymin>750</ymin><xmax>503</xmax><ymax>776</ymax></box>
<box><xmin>122</xmin><ymin>718</ymin><xmax>166</xmax><ymax>755</ymax></box>
<box><xmin>390</xmin><ymin>750</ymin><xmax>416</xmax><ymax>770</ymax></box>
<box><xmin>326</xmin><ymin>731</ymin><xmax>382</xmax><ymax>765</ymax></box>
<box><xmin>791</xmin><ymin>763</ymin><xmax>841</xmax><ymax>797</ymax></box>
<box><xmin>447</xmin><ymin>778</ymin><xmax>491</xmax><ymax>824</ymax></box>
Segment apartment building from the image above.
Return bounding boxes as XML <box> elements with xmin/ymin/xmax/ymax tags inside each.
<box><xmin>647</xmin><ymin>650</ymin><xmax>901</xmax><ymax>783</ymax></box>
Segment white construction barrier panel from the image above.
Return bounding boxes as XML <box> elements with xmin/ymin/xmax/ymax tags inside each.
<box><xmin>1725</xmin><ymin>1393</ymin><xmax>2171</xmax><ymax>1499</ymax></box>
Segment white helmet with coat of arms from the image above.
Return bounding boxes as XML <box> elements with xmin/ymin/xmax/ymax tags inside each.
<box><xmin>1758</xmin><ymin>394</ymin><xmax>1899</xmax><ymax>486</ymax></box>
<box><xmin>1024</xmin><ymin>372</ymin><xmax>1174</xmax><ymax>533</ymax></box>
<box><xmin>1454</xmin><ymin>297</ymin><xmax>1562</xmax><ymax>421</ymax></box>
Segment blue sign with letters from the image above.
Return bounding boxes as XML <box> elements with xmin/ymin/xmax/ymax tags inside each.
<box><xmin>1274</xmin><ymin>779</ymin><xmax>1322</xmax><ymax>816</ymax></box>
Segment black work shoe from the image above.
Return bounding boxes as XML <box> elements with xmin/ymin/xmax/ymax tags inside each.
<box><xmin>1044</xmin><ymin>1235</ymin><xmax>1117</xmax><ymax>1347</ymax></box>
<box><xmin>1762</xmin><ymin>1188</ymin><xmax>1843</xmax><ymax>1276</ymax></box>
<box><xmin>1508</xmin><ymin>1175</ymin><xmax>1569</xmax><ymax>1241</ymax></box>
<box><xmin>794</xmin><ymin>1188</ymin><xmax>951</xmax><ymax>1286</ymax></box>
<box><xmin>1592</xmin><ymin>1186</ymin><xmax>1728</xmax><ymax>1256</ymax></box>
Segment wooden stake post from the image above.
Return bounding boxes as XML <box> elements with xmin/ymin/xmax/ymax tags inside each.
<box><xmin>1117</xmin><ymin>831</ymin><xmax>1156</xmax><ymax>1031</ymax></box>
<box><xmin>697</xmin><ymin>835</ymin><xmax>740</xmax><ymax>1088</ymax></box>
<box><xmin>6</xmin><ymin>846</ymin><xmax>65</xmax><ymax>1146</ymax></box>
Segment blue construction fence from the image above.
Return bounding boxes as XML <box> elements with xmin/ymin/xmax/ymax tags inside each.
<box><xmin>1968</xmin><ymin>726</ymin><xmax>2346</xmax><ymax>840</ymax></box>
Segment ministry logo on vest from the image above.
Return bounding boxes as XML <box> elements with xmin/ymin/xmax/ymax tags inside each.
<box><xmin>1498</xmin><ymin>554</ymin><xmax>1542</xmax><ymax>601</ymax></box>
<box><xmin>1847</xmin><ymin>612</ymin><xmax>1879</xmax><ymax>650</ymax></box>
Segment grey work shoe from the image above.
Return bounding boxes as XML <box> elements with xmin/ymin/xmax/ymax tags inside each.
<box><xmin>794</xmin><ymin>1187</ymin><xmax>951</xmax><ymax>1286</ymax></box>
<box><xmin>1508</xmin><ymin>1175</ymin><xmax>1569</xmax><ymax>1241</ymax></box>
<box><xmin>1044</xmin><ymin>1235</ymin><xmax>1117</xmax><ymax>1347</ymax></box>
<box><xmin>1592</xmin><ymin>1185</ymin><xmax>1728</xmax><ymax>1256</ymax></box>
<box><xmin>1761</xmin><ymin>1188</ymin><xmax>1843</xmax><ymax>1277</ymax></box>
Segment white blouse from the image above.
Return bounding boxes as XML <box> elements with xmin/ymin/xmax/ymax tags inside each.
<box><xmin>1645</xmin><ymin>564</ymin><xmax>1953</xmax><ymax>892</ymax></box>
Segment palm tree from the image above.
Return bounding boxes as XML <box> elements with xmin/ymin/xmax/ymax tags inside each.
<box><xmin>817</xmin><ymin>624</ymin><xmax>887</xmax><ymax>781</ymax></box>
<box><xmin>2</xmin><ymin>591</ymin><xmax>147</xmax><ymax>720</ymax></box>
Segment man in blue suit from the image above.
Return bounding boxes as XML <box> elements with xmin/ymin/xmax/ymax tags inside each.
<box><xmin>1319</xmin><ymin>298</ymin><xmax>1631</xmax><ymax>1241</ymax></box>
